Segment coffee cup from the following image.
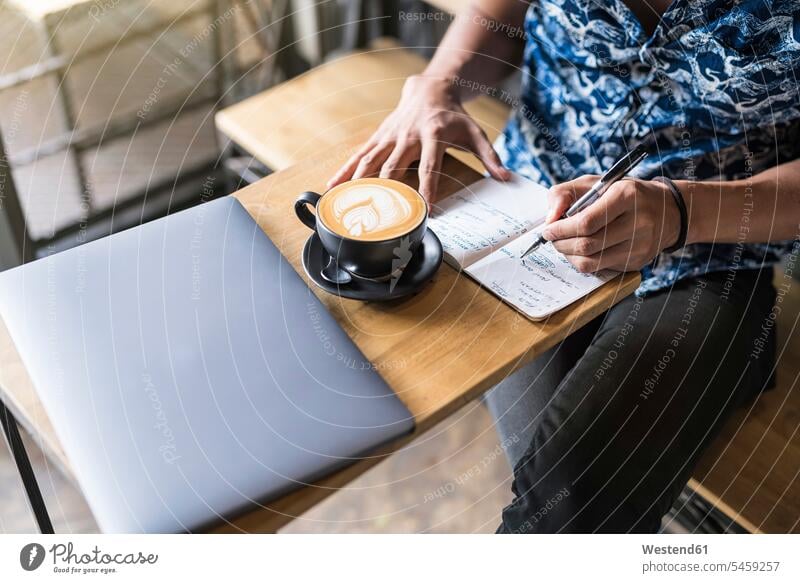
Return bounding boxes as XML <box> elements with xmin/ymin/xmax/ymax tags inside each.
<box><xmin>294</xmin><ymin>178</ymin><xmax>428</xmax><ymax>280</ymax></box>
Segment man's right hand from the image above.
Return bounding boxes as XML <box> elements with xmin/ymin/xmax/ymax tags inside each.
<box><xmin>327</xmin><ymin>75</ymin><xmax>510</xmax><ymax>203</ymax></box>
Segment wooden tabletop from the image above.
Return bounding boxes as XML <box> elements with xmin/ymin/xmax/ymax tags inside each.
<box><xmin>214</xmin><ymin>38</ymin><xmax>511</xmax><ymax>173</ymax></box>
<box><xmin>0</xmin><ymin>132</ymin><xmax>640</xmax><ymax>532</ymax></box>
<box><xmin>215</xmin><ymin>136</ymin><xmax>640</xmax><ymax>531</ymax></box>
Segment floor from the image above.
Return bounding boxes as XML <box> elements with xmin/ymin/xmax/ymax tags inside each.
<box><xmin>1</xmin><ymin>401</ymin><xmax>513</xmax><ymax>534</ymax></box>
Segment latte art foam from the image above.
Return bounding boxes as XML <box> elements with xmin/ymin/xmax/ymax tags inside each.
<box><xmin>333</xmin><ymin>185</ymin><xmax>412</xmax><ymax>236</ymax></box>
<box><xmin>318</xmin><ymin>179</ymin><xmax>426</xmax><ymax>241</ymax></box>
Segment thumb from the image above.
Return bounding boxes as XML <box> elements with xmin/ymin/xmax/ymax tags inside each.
<box><xmin>546</xmin><ymin>175</ymin><xmax>598</xmax><ymax>223</ymax></box>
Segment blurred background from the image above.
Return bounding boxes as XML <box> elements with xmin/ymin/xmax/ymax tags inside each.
<box><xmin>0</xmin><ymin>0</ymin><xmax>452</xmax><ymax>264</ymax></box>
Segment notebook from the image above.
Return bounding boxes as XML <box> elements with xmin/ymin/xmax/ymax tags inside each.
<box><xmin>428</xmin><ymin>173</ymin><xmax>615</xmax><ymax>321</ymax></box>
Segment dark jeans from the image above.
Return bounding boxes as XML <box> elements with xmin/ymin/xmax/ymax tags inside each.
<box><xmin>485</xmin><ymin>269</ymin><xmax>777</xmax><ymax>533</ymax></box>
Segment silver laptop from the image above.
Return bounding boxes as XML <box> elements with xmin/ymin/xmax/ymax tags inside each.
<box><xmin>0</xmin><ymin>196</ymin><xmax>414</xmax><ymax>533</ymax></box>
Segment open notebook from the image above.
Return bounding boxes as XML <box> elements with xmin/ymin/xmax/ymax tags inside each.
<box><xmin>428</xmin><ymin>173</ymin><xmax>615</xmax><ymax>321</ymax></box>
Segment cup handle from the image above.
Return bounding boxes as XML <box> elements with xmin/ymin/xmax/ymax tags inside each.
<box><xmin>294</xmin><ymin>191</ymin><xmax>322</xmax><ymax>230</ymax></box>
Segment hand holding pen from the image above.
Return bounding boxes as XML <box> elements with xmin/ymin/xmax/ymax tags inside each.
<box><xmin>519</xmin><ymin>143</ymin><xmax>687</xmax><ymax>274</ymax></box>
<box><xmin>521</xmin><ymin>144</ymin><xmax>649</xmax><ymax>259</ymax></box>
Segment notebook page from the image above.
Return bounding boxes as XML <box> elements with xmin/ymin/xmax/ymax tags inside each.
<box><xmin>465</xmin><ymin>229</ymin><xmax>616</xmax><ymax>320</ymax></box>
<box><xmin>428</xmin><ymin>173</ymin><xmax>550</xmax><ymax>268</ymax></box>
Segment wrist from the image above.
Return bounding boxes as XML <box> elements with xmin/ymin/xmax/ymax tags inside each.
<box><xmin>673</xmin><ymin>179</ymin><xmax>705</xmax><ymax>245</ymax></box>
<box><xmin>651</xmin><ymin>177</ymin><xmax>688</xmax><ymax>253</ymax></box>
<box><xmin>405</xmin><ymin>74</ymin><xmax>461</xmax><ymax>102</ymax></box>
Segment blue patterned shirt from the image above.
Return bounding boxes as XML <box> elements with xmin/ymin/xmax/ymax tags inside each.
<box><xmin>494</xmin><ymin>0</ymin><xmax>800</xmax><ymax>294</ymax></box>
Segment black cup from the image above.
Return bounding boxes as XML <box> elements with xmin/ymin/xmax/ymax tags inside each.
<box><xmin>294</xmin><ymin>185</ymin><xmax>427</xmax><ymax>280</ymax></box>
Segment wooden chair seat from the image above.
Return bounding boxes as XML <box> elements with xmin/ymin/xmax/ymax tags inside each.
<box><xmin>686</xmin><ymin>273</ymin><xmax>800</xmax><ymax>533</ymax></box>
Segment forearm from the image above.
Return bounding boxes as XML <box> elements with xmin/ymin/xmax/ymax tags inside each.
<box><xmin>422</xmin><ymin>0</ymin><xmax>528</xmax><ymax>100</ymax></box>
<box><xmin>676</xmin><ymin>158</ymin><xmax>800</xmax><ymax>245</ymax></box>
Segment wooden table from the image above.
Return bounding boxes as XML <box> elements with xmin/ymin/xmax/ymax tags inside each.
<box><xmin>214</xmin><ymin>38</ymin><xmax>511</xmax><ymax>173</ymax></box>
<box><xmin>0</xmin><ymin>132</ymin><xmax>640</xmax><ymax>532</ymax></box>
<box><xmin>224</xmin><ymin>139</ymin><xmax>641</xmax><ymax>532</ymax></box>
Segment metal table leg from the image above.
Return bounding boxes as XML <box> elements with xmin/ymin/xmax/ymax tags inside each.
<box><xmin>0</xmin><ymin>398</ymin><xmax>53</xmax><ymax>534</ymax></box>
<box><xmin>0</xmin><ymin>131</ymin><xmax>53</xmax><ymax>533</ymax></box>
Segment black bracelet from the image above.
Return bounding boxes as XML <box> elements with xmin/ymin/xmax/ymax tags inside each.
<box><xmin>651</xmin><ymin>176</ymin><xmax>688</xmax><ymax>253</ymax></box>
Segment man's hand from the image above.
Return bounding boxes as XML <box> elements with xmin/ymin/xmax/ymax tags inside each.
<box><xmin>542</xmin><ymin>176</ymin><xmax>682</xmax><ymax>273</ymax></box>
<box><xmin>327</xmin><ymin>75</ymin><xmax>510</xmax><ymax>202</ymax></box>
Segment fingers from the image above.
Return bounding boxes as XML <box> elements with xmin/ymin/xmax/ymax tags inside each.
<box><xmin>418</xmin><ymin>139</ymin><xmax>445</xmax><ymax>203</ymax></box>
<box><xmin>564</xmin><ymin>240</ymin><xmax>637</xmax><ymax>274</ymax></box>
<box><xmin>330</xmin><ymin>138</ymin><xmax>419</xmax><ymax>186</ymax></box>
<box><xmin>550</xmin><ymin>213</ymin><xmax>633</xmax><ymax>256</ymax></box>
<box><xmin>328</xmin><ymin>139</ymin><xmax>376</xmax><ymax>188</ymax></box>
<box><xmin>542</xmin><ymin>181</ymin><xmax>629</xmax><ymax>241</ymax></box>
<box><xmin>329</xmin><ymin>119</ymin><xmax>509</xmax><ymax>200</ymax></box>
<box><xmin>468</xmin><ymin>126</ymin><xmax>511</xmax><ymax>181</ymax></box>
<box><xmin>546</xmin><ymin>175</ymin><xmax>598</xmax><ymax>223</ymax></box>
<box><xmin>351</xmin><ymin>141</ymin><xmax>395</xmax><ymax>181</ymax></box>
<box><xmin>379</xmin><ymin>140</ymin><xmax>421</xmax><ymax>180</ymax></box>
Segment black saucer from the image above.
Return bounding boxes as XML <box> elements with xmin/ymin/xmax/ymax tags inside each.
<box><xmin>302</xmin><ymin>229</ymin><xmax>443</xmax><ymax>301</ymax></box>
